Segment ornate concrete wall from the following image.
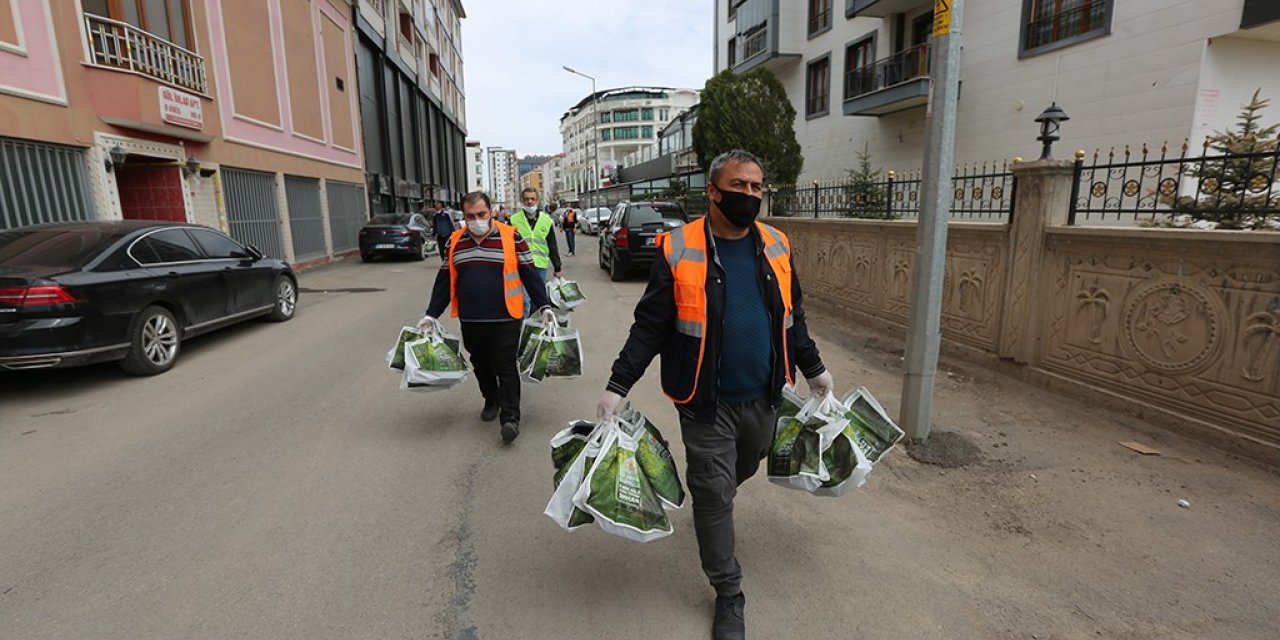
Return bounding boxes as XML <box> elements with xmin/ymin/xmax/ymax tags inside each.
<box><xmin>768</xmin><ymin>161</ymin><xmax>1280</xmax><ymax>457</ymax></box>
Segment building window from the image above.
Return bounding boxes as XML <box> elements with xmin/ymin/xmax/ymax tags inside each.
<box><xmin>613</xmin><ymin>109</ymin><xmax>640</xmax><ymax>122</ymax></box>
<box><xmin>1020</xmin><ymin>0</ymin><xmax>1113</xmax><ymax>58</ymax></box>
<box><xmin>399</xmin><ymin>11</ymin><xmax>414</xmax><ymax>43</ymax></box>
<box><xmin>642</xmin><ymin>108</ymin><xmax>654</xmax><ymax>120</ymax></box>
<box><xmin>602</xmin><ymin>129</ymin><xmax>612</xmax><ymax>141</ymax></box>
<box><xmin>843</xmin><ymin>33</ymin><xmax>875</xmax><ymax>100</ymax></box>
<box><xmin>429</xmin><ymin>53</ymin><xmax>440</xmax><ymax>77</ymax></box>
<box><xmin>805</xmin><ymin>54</ymin><xmax>830</xmax><ymax>118</ymax></box>
<box><xmin>728</xmin><ymin>0</ymin><xmax>745</xmax><ymax>20</ymax></box>
<box><xmin>809</xmin><ymin>0</ymin><xmax>832</xmax><ymax>37</ymax></box>
<box><xmin>642</xmin><ymin>126</ymin><xmax>654</xmax><ymax>138</ymax></box>
<box><xmin>600</xmin><ymin>112</ymin><xmax>612</xmax><ymax>123</ymax></box>
<box><xmin>613</xmin><ymin>127</ymin><xmax>640</xmax><ymax>140</ymax></box>
<box><xmin>82</xmin><ymin>0</ymin><xmax>194</xmax><ymax>49</ymax></box>
<box><xmin>727</xmin><ymin>37</ymin><xmax>736</xmax><ymax>67</ymax></box>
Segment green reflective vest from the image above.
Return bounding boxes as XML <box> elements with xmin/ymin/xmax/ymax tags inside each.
<box><xmin>512</xmin><ymin>211</ymin><xmax>554</xmax><ymax>269</ymax></box>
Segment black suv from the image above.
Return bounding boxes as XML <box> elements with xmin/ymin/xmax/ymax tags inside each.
<box><xmin>598</xmin><ymin>201</ymin><xmax>690</xmax><ymax>281</ymax></box>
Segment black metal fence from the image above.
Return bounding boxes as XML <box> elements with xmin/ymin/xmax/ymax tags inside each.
<box><xmin>770</xmin><ymin>161</ymin><xmax>1015</xmax><ymax>222</ymax></box>
<box><xmin>1070</xmin><ymin>141</ymin><xmax>1280</xmax><ymax>228</ymax></box>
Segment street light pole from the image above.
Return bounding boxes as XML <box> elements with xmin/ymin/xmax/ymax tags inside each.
<box><xmin>563</xmin><ymin>66</ymin><xmax>601</xmax><ymax>207</ymax></box>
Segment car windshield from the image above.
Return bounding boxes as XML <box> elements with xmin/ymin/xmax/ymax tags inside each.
<box><xmin>371</xmin><ymin>214</ymin><xmax>414</xmax><ymax>225</ymax></box>
<box><xmin>0</xmin><ymin>228</ymin><xmax>123</xmax><ymax>269</ymax></box>
<box><xmin>628</xmin><ymin>205</ymin><xmax>684</xmax><ymax>226</ymax></box>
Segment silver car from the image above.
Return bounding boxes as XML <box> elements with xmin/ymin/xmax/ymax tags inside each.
<box><xmin>579</xmin><ymin>207</ymin><xmax>612</xmax><ymax>235</ymax></box>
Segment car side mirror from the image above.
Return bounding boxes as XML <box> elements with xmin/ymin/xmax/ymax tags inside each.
<box><xmin>245</xmin><ymin>245</ymin><xmax>265</xmax><ymax>261</ymax></box>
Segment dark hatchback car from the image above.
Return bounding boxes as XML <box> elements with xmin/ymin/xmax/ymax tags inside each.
<box><xmin>0</xmin><ymin>222</ymin><xmax>296</xmax><ymax>375</ymax></box>
<box><xmin>598</xmin><ymin>201</ymin><xmax>690</xmax><ymax>281</ymax></box>
<box><xmin>359</xmin><ymin>213</ymin><xmax>431</xmax><ymax>262</ymax></box>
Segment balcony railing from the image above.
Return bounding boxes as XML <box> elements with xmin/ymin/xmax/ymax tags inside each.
<box><xmin>85</xmin><ymin>14</ymin><xmax>207</xmax><ymax>95</ymax></box>
<box><xmin>844</xmin><ymin>43</ymin><xmax>929</xmax><ymax>101</ymax></box>
<box><xmin>1024</xmin><ymin>2</ymin><xmax>1109</xmax><ymax>50</ymax></box>
<box><xmin>741</xmin><ymin>28</ymin><xmax>767</xmax><ymax>61</ymax></box>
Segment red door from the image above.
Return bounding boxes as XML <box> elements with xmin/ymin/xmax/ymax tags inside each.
<box><xmin>116</xmin><ymin>165</ymin><xmax>188</xmax><ymax>222</ymax></box>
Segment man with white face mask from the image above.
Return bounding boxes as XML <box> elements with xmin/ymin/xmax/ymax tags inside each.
<box><xmin>421</xmin><ymin>191</ymin><xmax>555</xmax><ymax>443</ymax></box>
<box><xmin>511</xmin><ymin>187</ymin><xmax>562</xmax><ymax>286</ymax></box>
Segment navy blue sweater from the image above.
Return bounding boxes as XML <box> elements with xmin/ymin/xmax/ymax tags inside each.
<box><xmin>714</xmin><ymin>234</ymin><xmax>772</xmax><ymax>402</ymax></box>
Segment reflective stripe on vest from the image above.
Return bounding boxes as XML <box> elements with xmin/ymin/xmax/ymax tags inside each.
<box><xmin>448</xmin><ymin>225</ymin><xmax>524</xmax><ymax>319</ymax></box>
<box><xmin>659</xmin><ymin>219</ymin><xmax>797</xmax><ymax>404</ymax></box>
<box><xmin>511</xmin><ymin>212</ymin><xmax>553</xmax><ymax>268</ymax></box>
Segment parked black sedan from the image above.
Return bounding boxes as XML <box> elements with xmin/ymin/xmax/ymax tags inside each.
<box><xmin>359</xmin><ymin>213</ymin><xmax>432</xmax><ymax>262</ymax></box>
<box><xmin>598</xmin><ymin>201</ymin><xmax>690</xmax><ymax>281</ymax></box>
<box><xmin>0</xmin><ymin>221</ymin><xmax>296</xmax><ymax>375</ymax></box>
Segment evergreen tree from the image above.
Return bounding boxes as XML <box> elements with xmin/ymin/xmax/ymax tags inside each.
<box><xmin>843</xmin><ymin>144</ymin><xmax>892</xmax><ymax>219</ymax></box>
<box><xmin>1166</xmin><ymin>89</ymin><xmax>1279</xmax><ymax>230</ymax></box>
<box><xmin>692</xmin><ymin>68</ymin><xmax>803</xmax><ymax>186</ymax></box>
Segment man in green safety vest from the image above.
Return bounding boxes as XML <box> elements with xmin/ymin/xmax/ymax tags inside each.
<box><xmin>510</xmin><ymin>188</ymin><xmax>563</xmax><ymax>315</ymax></box>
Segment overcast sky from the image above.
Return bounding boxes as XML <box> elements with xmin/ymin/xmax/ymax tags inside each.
<box><xmin>461</xmin><ymin>0</ymin><xmax>714</xmax><ymax>156</ymax></box>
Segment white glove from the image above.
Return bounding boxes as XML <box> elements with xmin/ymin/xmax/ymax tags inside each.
<box><xmin>596</xmin><ymin>390</ymin><xmax>623</xmax><ymax>423</ymax></box>
<box><xmin>806</xmin><ymin>370</ymin><xmax>835</xmax><ymax>397</ymax></box>
<box><xmin>416</xmin><ymin>315</ymin><xmax>435</xmax><ymax>330</ymax></box>
<box><xmin>540</xmin><ymin>307</ymin><xmax>557</xmax><ymax>326</ymax></box>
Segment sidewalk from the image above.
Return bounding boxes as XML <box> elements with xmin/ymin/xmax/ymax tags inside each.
<box><xmin>787</xmin><ymin>298</ymin><xmax>1280</xmax><ymax>639</ymax></box>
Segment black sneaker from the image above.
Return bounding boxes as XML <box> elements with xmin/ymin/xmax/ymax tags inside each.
<box><xmin>480</xmin><ymin>401</ymin><xmax>499</xmax><ymax>422</ymax></box>
<box><xmin>712</xmin><ymin>592</ymin><xmax>745</xmax><ymax>640</ymax></box>
<box><xmin>500</xmin><ymin>421</ymin><xmax>520</xmax><ymax>443</ymax></box>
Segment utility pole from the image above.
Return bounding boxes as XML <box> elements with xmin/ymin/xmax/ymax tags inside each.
<box><xmin>900</xmin><ymin>0</ymin><xmax>963</xmax><ymax>441</ymax></box>
<box><xmin>563</xmin><ymin>66</ymin><xmax>601</xmax><ymax>207</ymax></box>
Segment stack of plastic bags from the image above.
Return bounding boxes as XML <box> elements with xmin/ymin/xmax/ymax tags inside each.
<box><xmin>386</xmin><ymin>319</ymin><xmax>469</xmax><ymax>392</ymax></box>
<box><xmin>518</xmin><ymin>318</ymin><xmax>584</xmax><ymax>383</ymax></box>
<box><xmin>768</xmin><ymin>385</ymin><xmax>904</xmax><ymax>496</ymax></box>
<box><xmin>547</xmin><ymin>276</ymin><xmax>587</xmax><ymax>310</ymax></box>
<box><xmin>544</xmin><ymin>403</ymin><xmax>685</xmax><ymax>542</ymax></box>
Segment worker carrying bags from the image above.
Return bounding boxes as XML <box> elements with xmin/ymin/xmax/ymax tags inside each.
<box><xmin>768</xmin><ymin>386</ymin><xmax>904</xmax><ymax>496</ymax></box>
<box><xmin>544</xmin><ymin>403</ymin><xmax>685</xmax><ymax>542</ymax></box>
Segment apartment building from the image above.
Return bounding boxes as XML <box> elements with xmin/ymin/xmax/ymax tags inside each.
<box><xmin>1</xmin><ymin>0</ymin><xmax>368</xmax><ymax>265</ymax></box>
<box><xmin>354</xmin><ymin>0</ymin><xmax>468</xmax><ymax>213</ymax></box>
<box><xmin>464</xmin><ymin>140</ymin><xmax>484</xmax><ymax>193</ymax></box>
<box><xmin>558</xmin><ymin>87</ymin><xmax>700</xmax><ymax>201</ymax></box>
<box><xmin>486</xmin><ymin>147</ymin><xmax>518</xmax><ymax>208</ymax></box>
<box><xmin>714</xmin><ymin>0</ymin><xmax>1280</xmax><ymax>182</ymax></box>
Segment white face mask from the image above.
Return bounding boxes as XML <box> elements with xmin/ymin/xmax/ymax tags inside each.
<box><xmin>466</xmin><ymin>218</ymin><xmax>490</xmax><ymax>236</ymax></box>
<box><xmin>522</xmin><ymin>204</ymin><xmax>538</xmax><ymax>214</ymax></box>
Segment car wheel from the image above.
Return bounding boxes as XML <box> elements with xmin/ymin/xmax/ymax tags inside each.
<box><xmin>267</xmin><ymin>275</ymin><xmax>297</xmax><ymax>322</ymax></box>
<box><xmin>598</xmin><ymin>244</ymin><xmax>607</xmax><ymax>270</ymax></box>
<box><xmin>361</xmin><ymin>253</ymin><xmax>373</xmax><ymax>263</ymax></box>
<box><xmin>413</xmin><ymin>242</ymin><xmax>426</xmax><ymax>262</ymax></box>
<box><xmin>609</xmin><ymin>254</ymin><xmax>626</xmax><ymax>282</ymax></box>
<box><xmin>119</xmin><ymin>305</ymin><xmax>181</xmax><ymax>376</ymax></box>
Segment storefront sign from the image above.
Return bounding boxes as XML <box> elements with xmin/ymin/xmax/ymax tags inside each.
<box><xmin>158</xmin><ymin>86</ymin><xmax>204</xmax><ymax>130</ymax></box>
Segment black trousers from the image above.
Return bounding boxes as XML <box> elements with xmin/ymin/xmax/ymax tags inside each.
<box><xmin>678</xmin><ymin>398</ymin><xmax>774</xmax><ymax>597</ymax></box>
<box><xmin>435</xmin><ymin>234</ymin><xmax>451</xmax><ymax>259</ymax></box>
<box><xmin>459</xmin><ymin>320</ymin><xmax>522</xmax><ymax>424</ymax></box>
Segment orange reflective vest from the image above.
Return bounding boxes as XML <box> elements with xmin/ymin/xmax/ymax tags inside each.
<box><xmin>447</xmin><ymin>224</ymin><xmax>524</xmax><ymax>319</ymax></box>
<box><xmin>658</xmin><ymin>217</ymin><xmax>795</xmax><ymax>404</ymax></box>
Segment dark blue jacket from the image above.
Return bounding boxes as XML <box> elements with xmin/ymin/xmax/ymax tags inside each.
<box><xmin>431</xmin><ymin>210</ymin><xmax>456</xmax><ymax>236</ymax></box>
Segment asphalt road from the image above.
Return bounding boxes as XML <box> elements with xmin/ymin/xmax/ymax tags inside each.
<box><xmin>3</xmin><ymin>231</ymin><xmax>1278</xmax><ymax>639</ymax></box>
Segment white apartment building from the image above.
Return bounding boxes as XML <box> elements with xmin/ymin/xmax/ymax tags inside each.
<box><xmin>465</xmin><ymin>140</ymin><xmax>485</xmax><ymax>194</ymax></box>
<box><xmin>487</xmin><ymin>147</ymin><xmax>519</xmax><ymax>208</ymax></box>
<box><xmin>540</xmin><ymin>154</ymin><xmax>568</xmax><ymax>204</ymax></box>
<box><xmin>714</xmin><ymin>0</ymin><xmax>1280</xmax><ymax>182</ymax></box>
<box><xmin>559</xmin><ymin>87</ymin><xmax>700</xmax><ymax>200</ymax></box>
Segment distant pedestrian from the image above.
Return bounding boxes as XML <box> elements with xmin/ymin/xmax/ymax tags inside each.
<box><xmin>596</xmin><ymin>150</ymin><xmax>833</xmax><ymax>640</ymax></box>
<box><xmin>561</xmin><ymin>208</ymin><xmax>578</xmax><ymax>256</ymax></box>
<box><xmin>511</xmin><ymin>188</ymin><xmax>563</xmax><ymax>312</ymax></box>
<box><xmin>428</xmin><ymin>200</ymin><xmax>454</xmax><ymax>259</ymax></box>
<box><xmin>421</xmin><ymin>191</ymin><xmax>555</xmax><ymax>444</ymax></box>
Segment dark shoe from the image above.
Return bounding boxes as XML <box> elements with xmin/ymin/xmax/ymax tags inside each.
<box><xmin>712</xmin><ymin>592</ymin><xmax>745</xmax><ymax>640</ymax></box>
<box><xmin>480</xmin><ymin>401</ymin><xmax>499</xmax><ymax>422</ymax></box>
<box><xmin>501</xmin><ymin>421</ymin><xmax>520</xmax><ymax>443</ymax></box>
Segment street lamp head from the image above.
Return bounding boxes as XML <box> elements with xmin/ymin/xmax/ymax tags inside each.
<box><xmin>1035</xmin><ymin>102</ymin><xmax>1069</xmax><ymax>160</ymax></box>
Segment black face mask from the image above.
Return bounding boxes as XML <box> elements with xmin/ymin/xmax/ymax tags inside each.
<box><xmin>715</xmin><ymin>187</ymin><xmax>762</xmax><ymax>229</ymax></box>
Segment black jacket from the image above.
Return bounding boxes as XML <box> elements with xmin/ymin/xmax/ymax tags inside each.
<box><xmin>605</xmin><ymin>221</ymin><xmax>825</xmax><ymax>424</ymax></box>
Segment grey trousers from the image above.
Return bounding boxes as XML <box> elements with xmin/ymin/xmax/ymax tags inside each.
<box><xmin>678</xmin><ymin>397</ymin><xmax>775</xmax><ymax>597</ymax></box>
